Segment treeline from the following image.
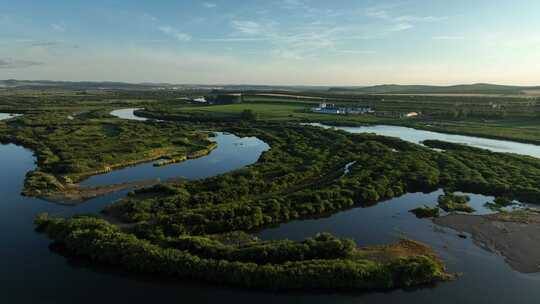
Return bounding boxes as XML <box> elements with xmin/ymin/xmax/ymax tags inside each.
<box><xmin>425</xmin><ymin>140</ymin><xmax>540</xmax><ymax>203</ymax></box>
<box><xmin>164</xmin><ymin>232</ymin><xmax>356</xmax><ymax>264</ymax></box>
<box><xmin>35</xmin><ymin>214</ymin><xmax>449</xmax><ymax>290</ymax></box>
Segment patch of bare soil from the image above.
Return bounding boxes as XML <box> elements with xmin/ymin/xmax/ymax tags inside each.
<box><xmin>434</xmin><ymin>210</ymin><xmax>540</xmax><ymax>273</ymax></box>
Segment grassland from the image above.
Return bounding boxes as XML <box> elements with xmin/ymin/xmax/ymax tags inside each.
<box><xmin>143</xmin><ymin>92</ymin><xmax>540</xmax><ymax>145</ymax></box>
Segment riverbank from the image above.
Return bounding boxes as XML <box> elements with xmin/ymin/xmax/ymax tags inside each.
<box><xmin>41</xmin><ymin>179</ymin><xmax>160</xmax><ymax>204</ymax></box>
<box><xmin>434</xmin><ymin>209</ymin><xmax>540</xmax><ymax>273</ymax></box>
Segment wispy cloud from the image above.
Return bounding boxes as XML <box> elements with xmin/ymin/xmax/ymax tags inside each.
<box><xmin>366</xmin><ymin>7</ymin><xmax>445</xmax><ymax>32</ymax></box>
<box><xmin>51</xmin><ymin>23</ymin><xmax>66</xmax><ymax>32</ymax></box>
<box><xmin>280</xmin><ymin>0</ymin><xmax>310</xmax><ymax>10</ymax></box>
<box><xmin>138</xmin><ymin>13</ymin><xmax>158</xmax><ymax>23</ymax></box>
<box><xmin>231</xmin><ymin>20</ymin><xmax>264</xmax><ymax>35</ymax></box>
<box><xmin>336</xmin><ymin>50</ymin><xmax>377</xmax><ymax>55</ymax></box>
<box><xmin>30</xmin><ymin>41</ymin><xmax>60</xmax><ymax>47</ymax></box>
<box><xmin>389</xmin><ymin>23</ymin><xmax>413</xmax><ymax>32</ymax></box>
<box><xmin>432</xmin><ymin>35</ymin><xmax>465</xmax><ymax>40</ymax></box>
<box><xmin>201</xmin><ymin>37</ymin><xmax>271</xmax><ymax>42</ymax></box>
<box><xmin>202</xmin><ymin>2</ymin><xmax>217</xmax><ymax>9</ymax></box>
<box><xmin>0</xmin><ymin>58</ymin><xmax>43</xmax><ymax>69</ymax></box>
<box><xmin>218</xmin><ymin>17</ymin><xmax>378</xmax><ymax>60</ymax></box>
<box><xmin>158</xmin><ymin>26</ymin><xmax>192</xmax><ymax>42</ymax></box>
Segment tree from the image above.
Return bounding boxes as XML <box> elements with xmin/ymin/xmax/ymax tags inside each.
<box><xmin>240</xmin><ymin>109</ymin><xmax>257</xmax><ymax>121</ymax></box>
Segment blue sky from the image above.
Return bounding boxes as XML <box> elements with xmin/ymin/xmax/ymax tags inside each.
<box><xmin>1</xmin><ymin>0</ymin><xmax>539</xmax><ymax>85</ymax></box>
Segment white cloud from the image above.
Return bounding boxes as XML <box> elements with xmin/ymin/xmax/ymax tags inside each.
<box><xmin>231</xmin><ymin>20</ymin><xmax>263</xmax><ymax>35</ymax></box>
<box><xmin>201</xmin><ymin>37</ymin><xmax>271</xmax><ymax>42</ymax></box>
<box><xmin>280</xmin><ymin>0</ymin><xmax>310</xmax><ymax>10</ymax></box>
<box><xmin>138</xmin><ymin>13</ymin><xmax>158</xmax><ymax>22</ymax></box>
<box><xmin>336</xmin><ymin>50</ymin><xmax>377</xmax><ymax>55</ymax></box>
<box><xmin>366</xmin><ymin>10</ymin><xmax>390</xmax><ymax>20</ymax></box>
<box><xmin>432</xmin><ymin>36</ymin><xmax>465</xmax><ymax>40</ymax></box>
<box><xmin>202</xmin><ymin>2</ymin><xmax>216</xmax><ymax>8</ymax></box>
<box><xmin>390</xmin><ymin>23</ymin><xmax>413</xmax><ymax>32</ymax></box>
<box><xmin>158</xmin><ymin>26</ymin><xmax>192</xmax><ymax>42</ymax></box>
<box><xmin>51</xmin><ymin>23</ymin><xmax>66</xmax><ymax>32</ymax></box>
<box><xmin>366</xmin><ymin>7</ymin><xmax>445</xmax><ymax>32</ymax></box>
<box><xmin>272</xmin><ymin>49</ymin><xmax>304</xmax><ymax>60</ymax></box>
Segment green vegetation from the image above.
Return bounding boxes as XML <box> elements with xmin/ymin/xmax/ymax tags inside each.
<box><xmin>0</xmin><ymin>109</ymin><xmax>214</xmax><ymax>199</ymax></box>
<box><xmin>240</xmin><ymin>109</ymin><xmax>258</xmax><ymax>121</ymax></box>
<box><xmin>484</xmin><ymin>197</ymin><xmax>517</xmax><ymax>212</ymax></box>
<box><xmin>138</xmin><ymin>91</ymin><xmax>540</xmax><ymax>145</ymax></box>
<box><xmin>438</xmin><ymin>192</ymin><xmax>475</xmax><ymax>213</ymax></box>
<box><xmin>34</xmin><ymin>214</ymin><xmax>450</xmax><ymax>290</ymax></box>
<box><xmin>410</xmin><ymin>206</ymin><xmax>440</xmax><ymax>218</ymax></box>
<box><xmin>3</xmin><ymin>88</ymin><xmax>540</xmax><ymax>291</ymax></box>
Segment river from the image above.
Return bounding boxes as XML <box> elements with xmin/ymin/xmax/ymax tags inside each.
<box><xmin>308</xmin><ymin>123</ymin><xmax>540</xmax><ymax>158</ymax></box>
<box><xmin>2</xmin><ymin>111</ymin><xmax>540</xmax><ymax>303</ymax></box>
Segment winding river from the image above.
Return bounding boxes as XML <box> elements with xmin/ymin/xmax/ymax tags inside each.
<box><xmin>308</xmin><ymin>123</ymin><xmax>540</xmax><ymax>158</ymax></box>
<box><xmin>1</xmin><ymin>110</ymin><xmax>540</xmax><ymax>303</ymax></box>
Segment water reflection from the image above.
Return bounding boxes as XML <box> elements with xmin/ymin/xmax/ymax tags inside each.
<box><xmin>309</xmin><ymin>123</ymin><xmax>540</xmax><ymax>158</ymax></box>
<box><xmin>0</xmin><ymin>113</ymin><xmax>21</xmax><ymax>120</ymax></box>
<box><xmin>81</xmin><ymin>132</ymin><xmax>269</xmax><ymax>187</ymax></box>
<box><xmin>110</xmin><ymin>108</ymin><xmax>148</xmax><ymax>121</ymax></box>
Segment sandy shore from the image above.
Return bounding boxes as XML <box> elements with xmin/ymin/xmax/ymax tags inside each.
<box><xmin>434</xmin><ymin>210</ymin><xmax>540</xmax><ymax>273</ymax></box>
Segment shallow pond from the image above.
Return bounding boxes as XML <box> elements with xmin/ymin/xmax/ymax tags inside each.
<box><xmin>309</xmin><ymin>123</ymin><xmax>540</xmax><ymax>158</ymax></box>
<box><xmin>110</xmin><ymin>108</ymin><xmax>148</xmax><ymax>121</ymax></box>
<box><xmin>0</xmin><ymin>113</ymin><xmax>21</xmax><ymax>120</ymax></box>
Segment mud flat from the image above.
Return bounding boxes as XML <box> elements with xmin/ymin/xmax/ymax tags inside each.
<box><xmin>434</xmin><ymin>209</ymin><xmax>540</xmax><ymax>273</ymax></box>
<box><xmin>44</xmin><ymin>179</ymin><xmax>160</xmax><ymax>204</ymax></box>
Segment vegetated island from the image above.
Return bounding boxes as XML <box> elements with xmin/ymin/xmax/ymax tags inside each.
<box><xmin>0</xmin><ymin>110</ymin><xmax>217</xmax><ymax>202</ymax></box>
<box><xmin>33</xmin><ymin>114</ymin><xmax>540</xmax><ymax>290</ymax></box>
<box><xmin>437</xmin><ymin>192</ymin><xmax>475</xmax><ymax>213</ymax></box>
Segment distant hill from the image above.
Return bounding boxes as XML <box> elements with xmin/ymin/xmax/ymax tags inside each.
<box><xmin>2</xmin><ymin>80</ymin><xmax>539</xmax><ymax>95</ymax></box>
<box><xmin>0</xmin><ymin>79</ymin><xmax>169</xmax><ymax>90</ymax></box>
<box><xmin>328</xmin><ymin>83</ymin><xmax>540</xmax><ymax>95</ymax></box>
<box><xmin>0</xmin><ymin>80</ymin><xmax>332</xmax><ymax>92</ymax></box>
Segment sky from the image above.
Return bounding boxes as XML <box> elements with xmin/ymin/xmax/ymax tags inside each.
<box><xmin>1</xmin><ymin>0</ymin><xmax>539</xmax><ymax>85</ymax></box>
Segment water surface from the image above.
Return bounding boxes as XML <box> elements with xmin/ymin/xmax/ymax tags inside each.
<box><xmin>309</xmin><ymin>123</ymin><xmax>540</xmax><ymax>158</ymax></box>
<box><xmin>110</xmin><ymin>108</ymin><xmax>148</xmax><ymax>121</ymax></box>
<box><xmin>0</xmin><ymin>113</ymin><xmax>21</xmax><ymax>120</ymax></box>
<box><xmin>259</xmin><ymin>190</ymin><xmax>540</xmax><ymax>303</ymax></box>
<box><xmin>81</xmin><ymin>132</ymin><xmax>269</xmax><ymax>187</ymax></box>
